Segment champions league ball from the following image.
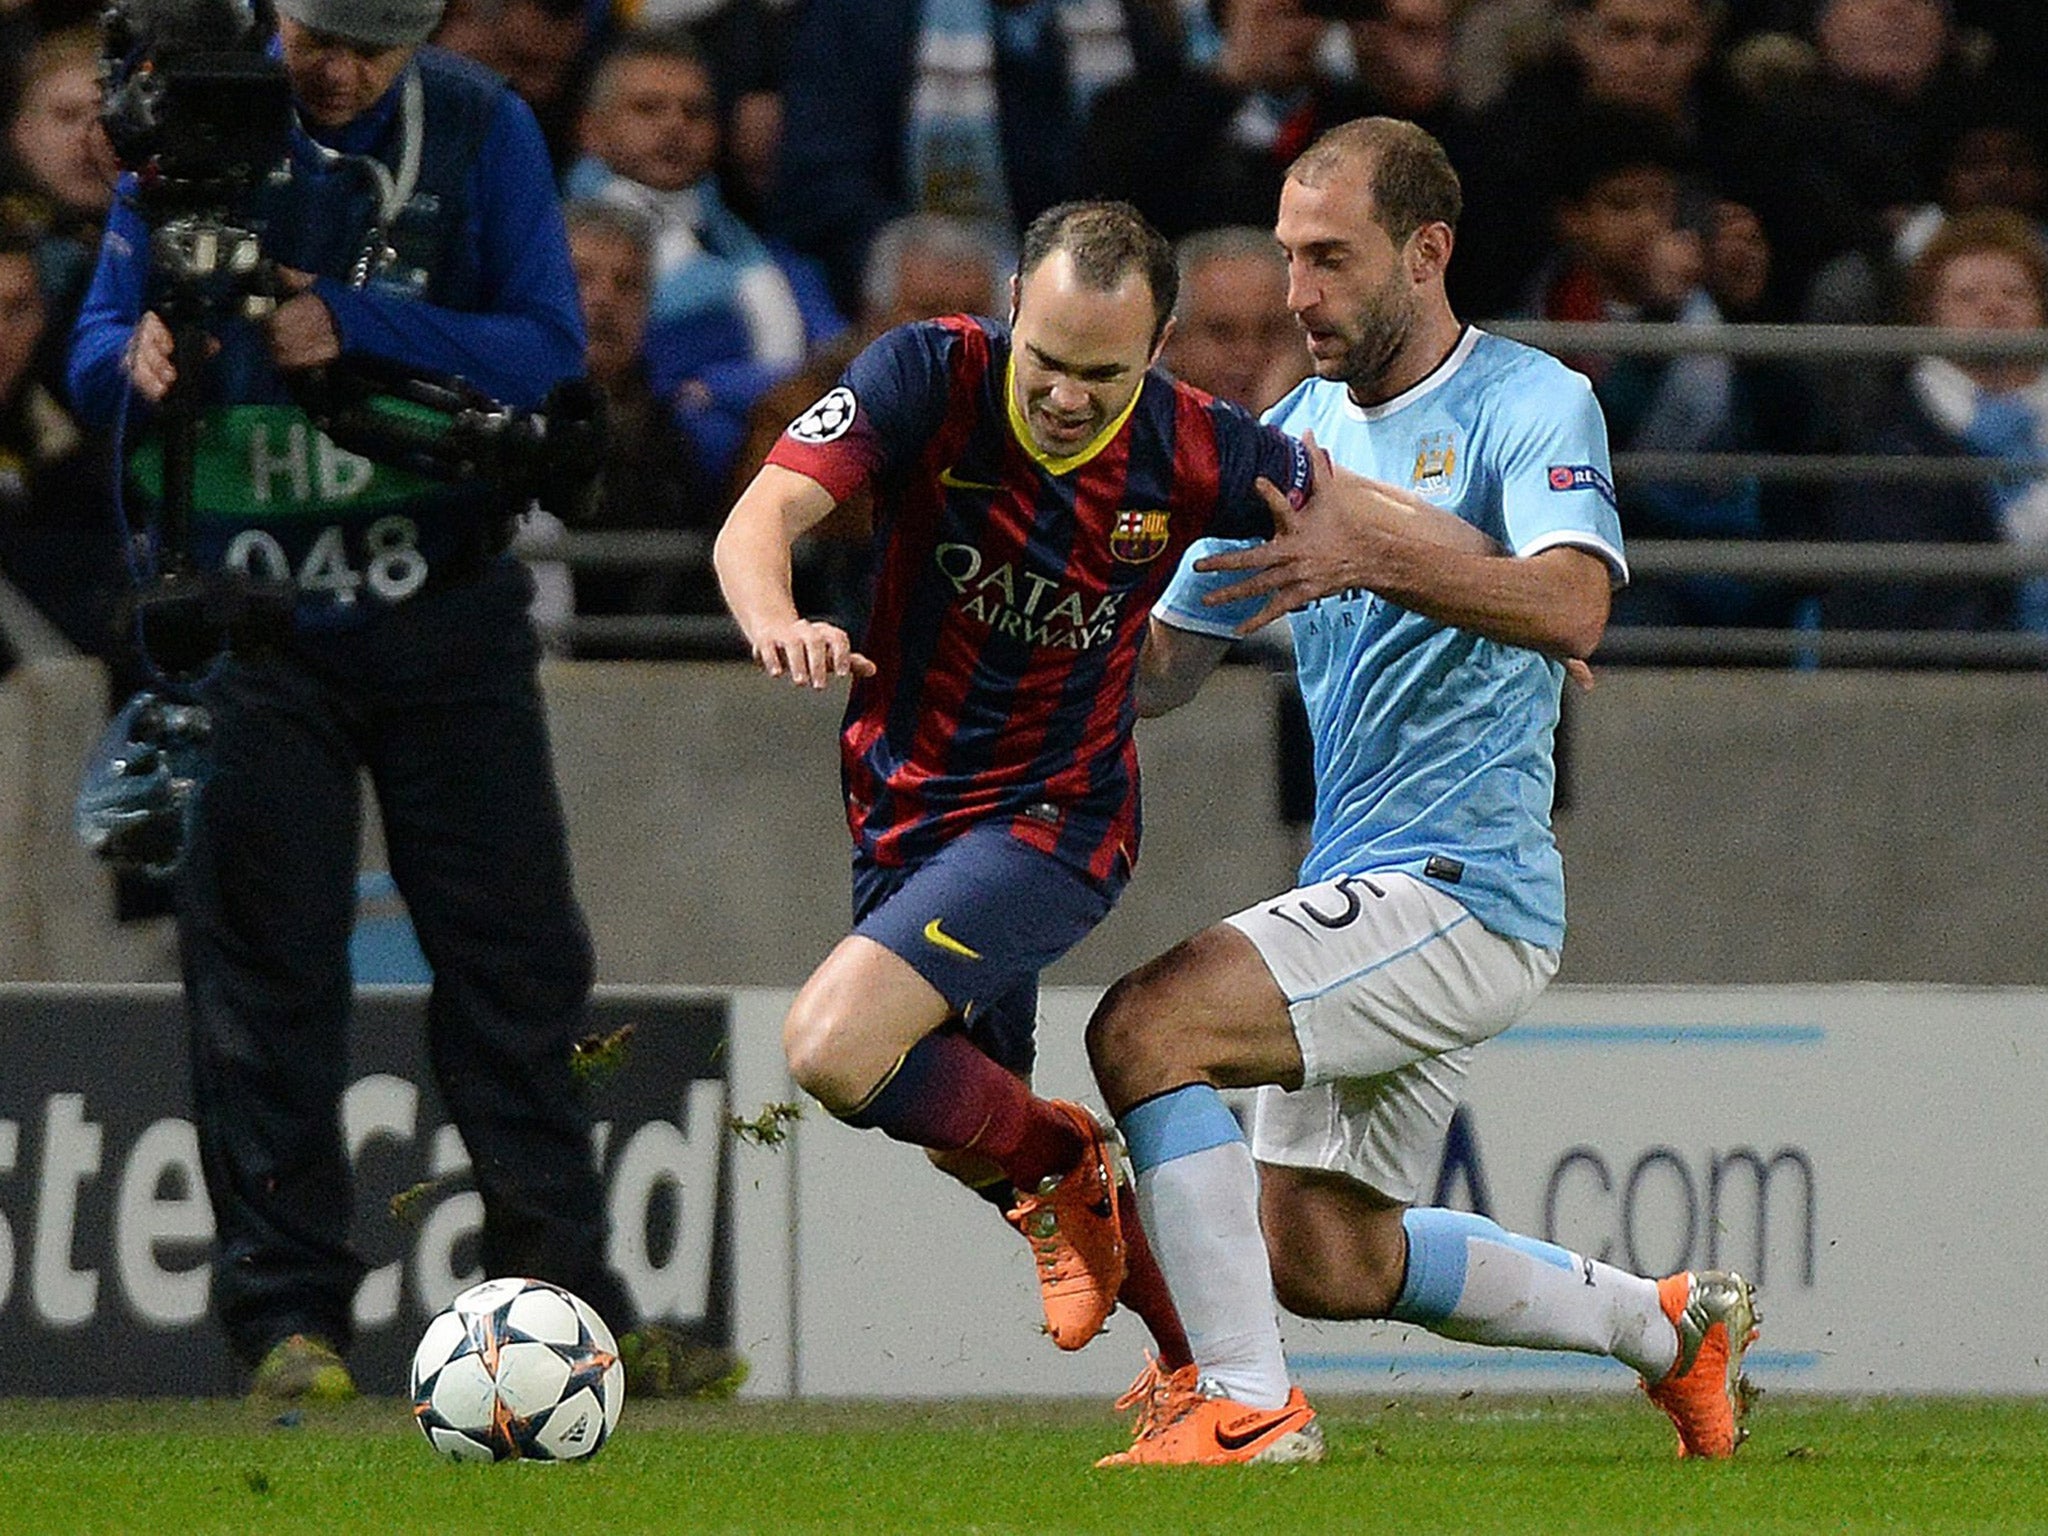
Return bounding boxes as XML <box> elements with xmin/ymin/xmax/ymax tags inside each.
<box><xmin>410</xmin><ymin>1278</ymin><xmax>625</xmax><ymax>1463</ymax></box>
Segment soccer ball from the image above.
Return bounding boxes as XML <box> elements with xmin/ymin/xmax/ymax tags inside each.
<box><xmin>410</xmin><ymin>1277</ymin><xmax>625</xmax><ymax>1463</ymax></box>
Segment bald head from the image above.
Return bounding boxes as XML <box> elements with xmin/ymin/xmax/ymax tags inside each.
<box><xmin>1287</xmin><ymin>116</ymin><xmax>1462</xmax><ymax>246</ymax></box>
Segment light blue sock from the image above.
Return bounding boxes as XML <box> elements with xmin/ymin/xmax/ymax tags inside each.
<box><xmin>1120</xmin><ymin>1085</ymin><xmax>1292</xmax><ymax>1408</ymax></box>
<box><xmin>1392</xmin><ymin>1208</ymin><xmax>1675</xmax><ymax>1378</ymax></box>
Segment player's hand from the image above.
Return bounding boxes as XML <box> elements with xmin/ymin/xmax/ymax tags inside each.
<box><xmin>750</xmin><ymin>618</ymin><xmax>876</xmax><ymax>688</ymax></box>
<box><xmin>1200</xmin><ymin>492</ymin><xmax>1344</xmax><ymax>635</ymax></box>
<box><xmin>1565</xmin><ymin>658</ymin><xmax>1596</xmax><ymax>692</ymax></box>
<box><xmin>1202</xmin><ymin>433</ymin><xmax>1395</xmax><ymax>634</ymax></box>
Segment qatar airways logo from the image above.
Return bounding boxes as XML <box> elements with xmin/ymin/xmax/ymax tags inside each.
<box><xmin>934</xmin><ymin>543</ymin><xmax>1125</xmax><ymax>651</ymax></box>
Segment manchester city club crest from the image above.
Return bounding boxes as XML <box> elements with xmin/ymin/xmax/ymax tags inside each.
<box><xmin>1411</xmin><ymin>431</ymin><xmax>1457</xmax><ymax>494</ymax></box>
<box><xmin>1109</xmin><ymin>507</ymin><xmax>1171</xmax><ymax>563</ymax></box>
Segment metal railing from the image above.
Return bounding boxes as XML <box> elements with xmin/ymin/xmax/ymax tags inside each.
<box><xmin>539</xmin><ymin>322</ymin><xmax>2048</xmax><ymax>668</ymax></box>
<box><xmin>1481</xmin><ymin>320</ymin><xmax>2048</xmax><ymax>362</ymax></box>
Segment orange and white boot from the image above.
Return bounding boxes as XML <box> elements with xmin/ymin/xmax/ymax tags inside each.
<box><xmin>1097</xmin><ymin>1373</ymin><xmax>1323</xmax><ymax>1467</ymax></box>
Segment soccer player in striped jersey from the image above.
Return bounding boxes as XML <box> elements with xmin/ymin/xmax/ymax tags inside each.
<box><xmin>713</xmin><ymin>201</ymin><xmax>1312</xmax><ymax>1371</ymax></box>
<box><xmin>1072</xmin><ymin>119</ymin><xmax>1760</xmax><ymax>1466</ymax></box>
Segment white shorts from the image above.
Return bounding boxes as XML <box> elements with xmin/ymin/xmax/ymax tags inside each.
<box><xmin>1223</xmin><ymin>870</ymin><xmax>1558</xmax><ymax>1205</ymax></box>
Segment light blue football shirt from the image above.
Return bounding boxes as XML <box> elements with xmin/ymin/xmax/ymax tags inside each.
<box><xmin>1159</xmin><ymin>328</ymin><xmax>1627</xmax><ymax>949</ymax></box>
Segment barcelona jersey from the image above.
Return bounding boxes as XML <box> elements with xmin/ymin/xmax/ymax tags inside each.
<box><xmin>767</xmin><ymin>315</ymin><xmax>1309</xmax><ymax>887</ymax></box>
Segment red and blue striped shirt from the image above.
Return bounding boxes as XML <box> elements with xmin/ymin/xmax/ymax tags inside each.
<box><xmin>767</xmin><ymin>315</ymin><xmax>1308</xmax><ymax>887</ymax></box>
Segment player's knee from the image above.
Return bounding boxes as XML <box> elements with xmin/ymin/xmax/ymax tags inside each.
<box><xmin>1085</xmin><ymin>969</ymin><xmax>1180</xmax><ymax>1107</ymax></box>
<box><xmin>781</xmin><ymin>1000</ymin><xmax>868</xmax><ymax>1111</ymax></box>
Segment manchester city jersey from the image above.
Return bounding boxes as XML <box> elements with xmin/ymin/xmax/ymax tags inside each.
<box><xmin>1158</xmin><ymin>327</ymin><xmax>1627</xmax><ymax>949</ymax></box>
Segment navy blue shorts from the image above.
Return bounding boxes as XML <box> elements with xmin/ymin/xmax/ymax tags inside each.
<box><xmin>852</xmin><ymin>825</ymin><xmax>1117</xmax><ymax>1076</ymax></box>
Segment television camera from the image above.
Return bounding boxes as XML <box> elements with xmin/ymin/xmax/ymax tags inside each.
<box><xmin>79</xmin><ymin>0</ymin><xmax>603</xmax><ymax>876</ymax></box>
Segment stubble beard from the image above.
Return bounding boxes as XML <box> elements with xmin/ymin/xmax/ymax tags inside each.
<box><xmin>1337</xmin><ymin>279</ymin><xmax>1416</xmax><ymax>403</ymax></box>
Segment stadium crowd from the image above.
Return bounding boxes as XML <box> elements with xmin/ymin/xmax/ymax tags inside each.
<box><xmin>1</xmin><ymin>0</ymin><xmax>2047</xmax><ymax>672</ymax></box>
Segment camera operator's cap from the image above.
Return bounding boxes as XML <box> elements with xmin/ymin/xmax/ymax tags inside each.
<box><xmin>275</xmin><ymin>0</ymin><xmax>444</xmax><ymax>47</ymax></box>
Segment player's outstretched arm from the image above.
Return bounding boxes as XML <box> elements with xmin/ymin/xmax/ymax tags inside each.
<box><xmin>1200</xmin><ymin>461</ymin><xmax>1609</xmax><ymax>662</ymax></box>
<box><xmin>714</xmin><ymin>463</ymin><xmax>877</xmax><ymax>688</ymax></box>
<box><xmin>1135</xmin><ymin>617</ymin><xmax>1234</xmax><ymax>718</ymax></box>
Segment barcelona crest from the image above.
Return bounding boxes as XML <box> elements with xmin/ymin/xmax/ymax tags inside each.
<box><xmin>1110</xmin><ymin>507</ymin><xmax>1171</xmax><ymax>564</ymax></box>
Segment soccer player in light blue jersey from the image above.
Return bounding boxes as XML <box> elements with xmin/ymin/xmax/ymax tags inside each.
<box><xmin>1072</xmin><ymin>118</ymin><xmax>1760</xmax><ymax>1466</ymax></box>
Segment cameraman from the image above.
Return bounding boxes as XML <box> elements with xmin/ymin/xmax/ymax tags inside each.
<box><xmin>66</xmin><ymin>0</ymin><xmax>734</xmax><ymax>1401</ymax></box>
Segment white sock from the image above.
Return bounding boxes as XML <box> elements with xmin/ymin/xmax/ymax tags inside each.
<box><xmin>1391</xmin><ymin>1208</ymin><xmax>1678</xmax><ymax>1380</ymax></box>
<box><xmin>1122</xmin><ymin>1086</ymin><xmax>1292</xmax><ymax>1409</ymax></box>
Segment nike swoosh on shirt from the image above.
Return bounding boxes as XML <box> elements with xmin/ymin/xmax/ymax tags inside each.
<box><xmin>921</xmin><ymin>918</ymin><xmax>983</xmax><ymax>961</ymax></box>
<box><xmin>938</xmin><ymin>466</ymin><xmax>1004</xmax><ymax>493</ymax></box>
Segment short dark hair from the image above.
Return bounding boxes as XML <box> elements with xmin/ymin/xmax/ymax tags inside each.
<box><xmin>1017</xmin><ymin>200</ymin><xmax>1178</xmax><ymax>344</ymax></box>
<box><xmin>1288</xmin><ymin>117</ymin><xmax>1463</xmax><ymax>240</ymax></box>
<box><xmin>1558</xmin><ymin>105</ymin><xmax>1691</xmax><ymax>202</ymax></box>
<box><xmin>1561</xmin><ymin>0</ymin><xmax>1709</xmax><ymax>11</ymax></box>
<box><xmin>586</xmin><ymin>24</ymin><xmax>710</xmax><ymax>109</ymax></box>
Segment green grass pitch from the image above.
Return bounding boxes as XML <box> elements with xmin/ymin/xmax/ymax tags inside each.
<box><xmin>1</xmin><ymin>1394</ymin><xmax>2044</xmax><ymax>1535</ymax></box>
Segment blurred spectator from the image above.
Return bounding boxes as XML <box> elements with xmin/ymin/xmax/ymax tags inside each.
<box><xmin>434</xmin><ymin>0</ymin><xmax>593</xmax><ymax>169</ymax></box>
<box><xmin>1808</xmin><ymin>88</ymin><xmax>2047</xmax><ymax>327</ymax></box>
<box><xmin>1821</xmin><ymin>209</ymin><xmax>2047</xmax><ymax>637</ymax></box>
<box><xmin>773</xmin><ymin>0</ymin><xmax>1185</xmax><ymax>311</ymax></box>
<box><xmin>1081</xmin><ymin>0</ymin><xmax>1369</xmax><ymax>241</ymax></box>
<box><xmin>675</xmin><ymin>0</ymin><xmax>805</xmax><ymax>227</ymax></box>
<box><xmin>1344</xmin><ymin>0</ymin><xmax>1460</xmax><ymax>138</ymax></box>
<box><xmin>1447</xmin><ymin>0</ymin><xmax>1768</xmax><ymax>320</ymax></box>
<box><xmin>2</xmin><ymin>26</ymin><xmax>113</xmax><ymax>225</ymax></box>
<box><xmin>1162</xmin><ymin>224</ymin><xmax>1303</xmax><ymax>412</ymax></box>
<box><xmin>1804</xmin><ymin>85</ymin><xmax>2046</xmax><ymax>444</ymax></box>
<box><xmin>731</xmin><ymin>213</ymin><xmax>1008</xmax><ymax>495</ymax></box>
<box><xmin>1</xmin><ymin>26</ymin><xmax>118</xmax><ymax>385</ymax></box>
<box><xmin>0</xmin><ymin>227</ymin><xmax>117</xmax><ymax>664</ymax></box>
<box><xmin>568</xmin><ymin>27</ymin><xmax>845</xmax><ymax>488</ymax></box>
<box><xmin>727</xmin><ymin>213</ymin><xmax>1007</xmax><ymax>628</ymax></box>
<box><xmin>562</xmin><ymin>199</ymin><xmax>723</xmax><ymax>633</ymax></box>
<box><xmin>571</xmin><ymin>0</ymin><xmax>805</xmax><ymax>228</ymax></box>
<box><xmin>1751</xmin><ymin>0</ymin><xmax>1981</xmax><ymax>310</ymax></box>
<box><xmin>1448</xmin><ymin>0</ymin><xmax>1557</xmax><ymax>112</ymax></box>
<box><xmin>1521</xmin><ymin>110</ymin><xmax>1781</xmax><ymax>630</ymax></box>
<box><xmin>856</xmin><ymin>210</ymin><xmax>1012</xmax><ymax>335</ymax></box>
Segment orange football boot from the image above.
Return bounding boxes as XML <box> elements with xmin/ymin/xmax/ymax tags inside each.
<box><xmin>1643</xmin><ymin>1269</ymin><xmax>1761</xmax><ymax>1458</ymax></box>
<box><xmin>1113</xmin><ymin>1354</ymin><xmax>1197</xmax><ymax>1444</ymax></box>
<box><xmin>1005</xmin><ymin>1101</ymin><xmax>1126</xmax><ymax>1350</ymax></box>
<box><xmin>1096</xmin><ymin>1375</ymin><xmax>1323</xmax><ymax>1467</ymax></box>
